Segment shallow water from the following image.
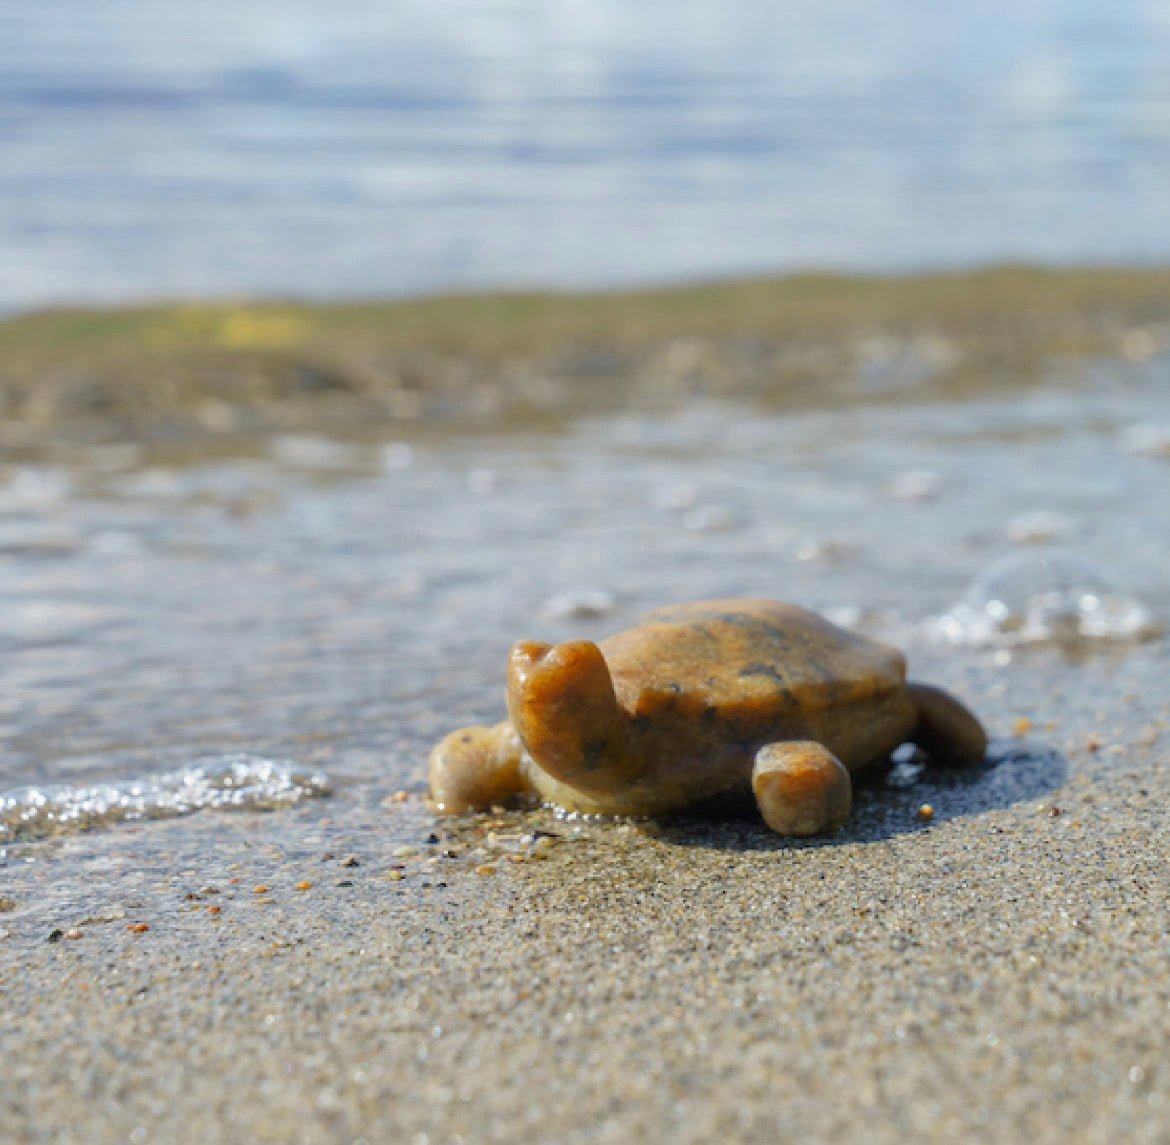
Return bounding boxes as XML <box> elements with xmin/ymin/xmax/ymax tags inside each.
<box><xmin>0</xmin><ymin>754</ymin><xmax>328</xmax><ymax>843</ymax></box>
<box><xmin>4</xmin><ymin>1</ymin><xmax>1170</xmax><ymax>309</ymax></box>
<box><xmin>1</xmin><ymin>352</ymin><xmax>1167</xmax><ymax>842</ymax></box>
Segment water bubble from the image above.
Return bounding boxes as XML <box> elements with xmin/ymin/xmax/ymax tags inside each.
<box><xmin>887</xmin><ymin>469</ymin><xmax>941</xmax><ymax>501</ymax></box>
<box><xmin>196</xmin><ymin>400</ymin><xmax>236</xmax><ymax>433</ymax></box>
<box><xmin>270</xmin><ymin>435</ymin><xmax>362</xmax><ymax>471</ymax></box>
<box><xmin>886</xmin><ymin>757</ymin><xmax>926</xmax><ymax>789</ymax></box>
<box><xmin>0</xmin><ymin>522</ymin><xmax>83</xmax><ymax>557</ymax></box>
<box><xmin>1120</xmin><ymin>327</ymin><xmax>1165</xmax><ymax>362</ymax></box>
<box><xmin>113</xmin><ymin>468</ymin><xmax>186</xmax><ymax>499</ymax></box>
<box><xmin>89</xmin><ymin>530</ymin><xmax>147</xmax><ymax>559</ymax></box>
<box><xmin>0</xmin><ymin>599</ymin><xmax>114</xmax><ymax>643</ymax></box>
<box><xmin>542</xmin><ymin>588</ymin><xmax>616</xmax><ymax>621</ymax></box>
<box><xmin>0</xmin><ymin>754</ymin><xmax>330</xmax><ymax>843</ymax></box>
<box><xmin>85</xmin><ymin>443</ymin><xmax>145</xmax><ymax>473</ymax></box>
<box><xmin>467</xmin><ymin>468</ymin><xmax>497</xmax><ymax>494</ymax></box>
<box><xmin>795</xmin><ymin>537</ymin><xmax>857</xmax><ymax>563</ymax></box>
<box><xmin>930</xmin><ymin>553</ymin><xmax>1161</xmax><ymax>648</ymax></box>
<box><xmin>653</xmin><ymin>483</ymin><xmax>698</xmax><ymax>512</ymax></box>
<box><xmin>381</xmin><ymin>442</ymin><xmax>415</xmax><ymax>472</ymax></box>
<box><xmin>822</xmin><ymin>604</ymin><xmax>863</xmax><ymax>630</ymax></box>
<box><xmin>683</xmin><ymin>505</ymin><xmax>738</xmax><ymax>532</ymax></box>
<box><xmin>1119</xmin><ymin>423</ymin><xmax>1170</xmax><ymax>459</ymax></box>
<box><xmin>1005</xmin><ymin>510</ymin><xmax>1077</xmax><ymax>545</ymax></box>
<box><xmin>1</xmin><ymin>467</ymin><xmax>72</xmax><ymax>506</ymax></box>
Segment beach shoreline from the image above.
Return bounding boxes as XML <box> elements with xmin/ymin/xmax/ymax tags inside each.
<box><xmin>2</xmin><ymin>641</ymin><xmax>1168</xmax><ymax>1144</ymax></box>
<box><xmin>3</xmin><ymin>265</ymin><xmax>1170</xmax><ymax>454</ymax></box>
<box><xmin>2</xmin><ymin>263</ymin><xmax>1170</xmax><ymax>1143</ymax></box>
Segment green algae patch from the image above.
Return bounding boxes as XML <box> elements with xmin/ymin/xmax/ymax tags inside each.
<box><xmin>2</xmin><ymin>265</ymin><xmax>1169</xmax><ymax>446</ymax></box>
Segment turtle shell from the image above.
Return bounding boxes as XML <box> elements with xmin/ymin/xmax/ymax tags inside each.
<box><xmin>599</xmin><ymin>598</ymin><xmax>906</xmax><ymax>722</ymax></box>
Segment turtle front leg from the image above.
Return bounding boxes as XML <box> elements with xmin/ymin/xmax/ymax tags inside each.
<box><xmin>751</xmin><ymin>741</ymin><xmax>852</xmax><ymax>836</ymax></box>
<box><xmin>428</xmin><ymin>720</ymin><xmax>534</xmax><ymax>812</ymax></box>
<box><xmin>906</xmin><ymin>682</ymin><xmax>987</xmax><ymax>764</ymax></box>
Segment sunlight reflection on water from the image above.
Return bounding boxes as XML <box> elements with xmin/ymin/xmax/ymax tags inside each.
<box><xmin>3</xmin><ymin>1</ymin><xmax>1170</xmax><ymax>308</ymax></box>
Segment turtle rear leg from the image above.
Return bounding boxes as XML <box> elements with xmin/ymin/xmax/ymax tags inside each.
<box><xmin>906</xmin><ymin>682</ymin><xmax>987</xmax><ymax>764</ymax></box>
<box><xmin>752</xmin><ymin>741</ymin><xmax>852</xmax><ymax>836</ymax></box>
<box><xmin>428</xmin><ymin>720</ymin><xmax>533</xmax><ymax>812</ymax></box>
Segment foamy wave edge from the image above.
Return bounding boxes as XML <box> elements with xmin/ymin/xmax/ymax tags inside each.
<box><xmin>0</xmin><ymin>753</ymin><xmax>330</xmax><ymax>843</ymax></box>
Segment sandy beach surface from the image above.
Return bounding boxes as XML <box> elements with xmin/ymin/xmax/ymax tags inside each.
<box><xmin>3</xmin><ymin>642</ymin><xmax>1169</xmax><ymax>1145</ymax></box>
<box><xmin>3</xmin><ymin>272</ymin><xmax>1170</xmax><ymax>1144</ymax></box>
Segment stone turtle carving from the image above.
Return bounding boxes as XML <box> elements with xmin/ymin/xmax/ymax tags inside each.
<box><xmin>429</xmin><ymin>598</ymin><xmax>986</xmax><ymax>835</ymax></box>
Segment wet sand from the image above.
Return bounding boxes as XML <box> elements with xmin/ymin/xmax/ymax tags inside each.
<box><xmin>2</xmin><ymin>641</ymin><xmax>1169</xmax><ymax>1145</ymax></box>
<box><xmin>3</xmin><ymin>270</ymin><xmax>1170</xmax><ymax>1143</ymax></box>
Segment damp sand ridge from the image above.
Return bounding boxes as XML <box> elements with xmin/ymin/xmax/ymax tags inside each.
<box><xmin>4</xmin><ymin>265</ymin><xmax>1170</xmax><ymax>453</ymax></box>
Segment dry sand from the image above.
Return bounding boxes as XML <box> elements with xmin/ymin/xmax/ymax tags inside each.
<box><xmin>3</xmin><ymin>644</ymin><xmax>1168</xmax><ymax>1145</ymax></box>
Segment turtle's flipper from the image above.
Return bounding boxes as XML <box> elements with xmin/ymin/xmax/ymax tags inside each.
<box><xmin>752</xmin><ymin>741</ymin><xmax>851</xmax><ymax>836</ymax></box>
<box><xmin>428</xmin><ymin>720</ymin><xmax>532</xmax><ymax>812</ymax></box>
<box><xmin>907</xmin><ymin>682</ymin><xmax>987</xmax><ymax>764</ymax></box>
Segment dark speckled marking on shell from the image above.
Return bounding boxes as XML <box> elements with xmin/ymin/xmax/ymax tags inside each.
<box><xmin>601</xmin><ymin>599</ymin><xmax>905</xmax><ymax>721</ymax></box>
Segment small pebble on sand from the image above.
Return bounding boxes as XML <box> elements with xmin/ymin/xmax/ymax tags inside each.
<box><xmin>475</xmin><ymin>865</ymin><xmax>496</xmax><ymax>875</ymax></box>
<box><xmin>127</xmin><ymin>922</ymin><xmax>149</xmax><ymax>933</ymax></box>
<box><xmin>294</xmin><ymin>880</ymin><xmax>311</xmax><ymax>890</ymax></box>
<box><xmin>392</xmin><ymin>845</ymin><xmax>417</xmax><ymax>858</ymax></box>
<box><xmin>64</xmin><ymin>928</ymin><xmax>83</xmax><ymax>940</ymax></box>
<box><xmin>253</xmin><ymin>885</ymin><xmax>269</xmax><ymax>894</ymax></box>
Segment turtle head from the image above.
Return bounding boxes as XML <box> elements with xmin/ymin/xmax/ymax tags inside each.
<box><xmin>506</xmin><ymin>640</ymin><xmax>631</xmax><ymax>792</ymax></box>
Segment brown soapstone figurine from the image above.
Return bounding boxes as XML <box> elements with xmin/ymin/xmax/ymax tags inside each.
<box><xmin>428</xmin><ymin>598</ymin><xmax>986</xmax><ymax>836</ymax></box>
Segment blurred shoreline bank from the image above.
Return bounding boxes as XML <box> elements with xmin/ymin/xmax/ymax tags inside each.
<box><xmin>2</xmin><ymin>263</ymin><xmax>1169</xmax><ymax>454</ymax></box>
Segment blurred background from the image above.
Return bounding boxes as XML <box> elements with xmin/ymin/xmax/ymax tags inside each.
<box><xmin>4</xmin><ymin>0</ymin><xmax>1170</xmax><ymax>311</ymax></box>
<box><xmin>2</xmin><ymin>0</ymin><xmax>1170</xmax><ymax>828</ymax></box>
